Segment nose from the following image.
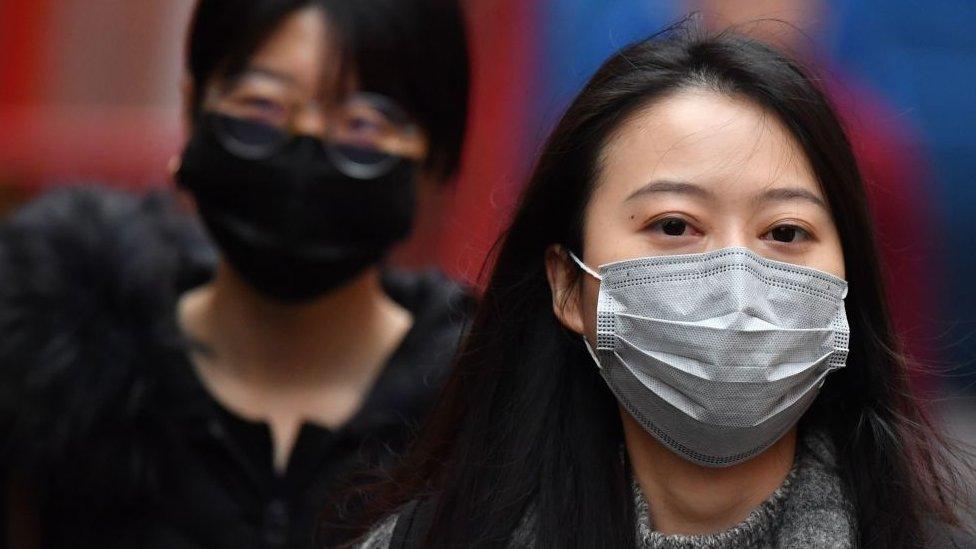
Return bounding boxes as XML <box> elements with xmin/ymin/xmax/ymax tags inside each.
<box><xmin>291</xmin><ymin>104</ymin><xmax>328</xmax><ymax>138</ymax></box>
<box><xmin>708</xmin><ymin>223</ymin><xmax>756</xmax><ymax>253</ymax></box>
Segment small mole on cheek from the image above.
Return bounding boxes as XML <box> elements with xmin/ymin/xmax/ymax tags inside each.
<box><xmin>630</xmin><ymin>214</ymin><xmax>635</xmax><ymax>220</ymax></box>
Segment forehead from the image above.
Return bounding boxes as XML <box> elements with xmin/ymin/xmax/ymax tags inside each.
<box><xmin>225</xmin><ymin>6</ymin><xmax>342</xmax><ymax>98</ymax></box>
<box><xmin>596</xmin><ymin>89</ymin><xmax>820</xmax><ymax>202</ymax></box>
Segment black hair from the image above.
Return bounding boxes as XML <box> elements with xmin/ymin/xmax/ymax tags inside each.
<box><xmin>350</xmin><ymin>25</ymin><xmax>973</xmax><ymax>548</ymax></box>
<box><xmin>185</xmin><ymin>0</ymin><xmax>469</xmax><ymax>181</ymax></box>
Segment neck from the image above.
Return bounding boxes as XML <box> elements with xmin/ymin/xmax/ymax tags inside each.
<box><xmin>181</xmin><ymin>261</ymin><xmax>410</xmax><ymax>386</ymax></box>
<box><xmin>622</xmin><ymin>411</ymin><xmax>796</xmax><ymax>536</ymax></box>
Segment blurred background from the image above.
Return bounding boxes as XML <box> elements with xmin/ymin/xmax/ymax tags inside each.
<box><xmin>1</xmin><ymin>0</ymin><xmax>974</xmax><ymax>428</ymax></box>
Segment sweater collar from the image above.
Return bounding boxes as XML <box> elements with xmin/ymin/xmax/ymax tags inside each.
<box><xmin>633</xmin><ymin>430</ymin><xmax>857</xmax><ymax>548</ymax></box>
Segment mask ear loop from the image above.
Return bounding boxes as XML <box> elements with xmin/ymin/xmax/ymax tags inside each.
<box><xmin>567</xmin><ymin>250</ymin><xmax>603</xmax><ymax>369</ymax></box>
<box><xmin>567</xmin><ymin>251</ymin><xmax>602</xmax><ymax>280</ymax></box>
<box><xmin>582</xmin><ymin>337</ymin><xmax>603</xmax><ymax>370</ymax></box>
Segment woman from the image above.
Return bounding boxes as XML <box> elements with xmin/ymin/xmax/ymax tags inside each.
<box><xmin>0</xmin><ymin>0</ymin><xmax>469</xmax><ymax>547</ymax></box>
<box><xmin>352</xmin><ymin>28</ymin><xmax>973</xmax><ymax>548</ymax></box>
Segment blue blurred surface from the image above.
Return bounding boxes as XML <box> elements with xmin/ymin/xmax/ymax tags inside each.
<box><xmin>827</xmin><ymin>1</ymin><xmax>976</xmax><ymax>383</ymax></box>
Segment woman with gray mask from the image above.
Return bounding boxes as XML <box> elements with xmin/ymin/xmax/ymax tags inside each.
<box><xmin>0</xmin><ymin>0</ymin><xmax>469</xmax><ymax>547</ymax></box>
<box><xmin>349</xmin><ymin>27</ymin><xmax>974</xmax><ymax>548</ymax></box>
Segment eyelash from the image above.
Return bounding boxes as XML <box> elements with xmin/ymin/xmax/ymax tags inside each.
<box><xmin>243</xmin><ymin>97</ymin><xmax>286</xmax><ymax>114</ymax></box>
<box><xmin>644</xmin><ymin>215</ymin><xmax>702</xmax><ymax>237</ymax></box>
<box><xmin>761</xmin><ymin>223</ymin><xmax>813</xmax><ymax>245</ymax></box>
<box><xmin>644</xmin><ymin>216</ymin><xmax>815</xmax><ymax>245</ymax></box>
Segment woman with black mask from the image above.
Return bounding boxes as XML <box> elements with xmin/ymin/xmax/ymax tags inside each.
<box><xmin>0</xmin><ymin>0</ymin><xmax>469</xmax><ymax>547</ymax></box>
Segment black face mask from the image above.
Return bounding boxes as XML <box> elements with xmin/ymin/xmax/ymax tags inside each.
<box><xmin>177</xmin><ymin>113</ymin><xmax>419</xmax><ymax>302</ymax></box>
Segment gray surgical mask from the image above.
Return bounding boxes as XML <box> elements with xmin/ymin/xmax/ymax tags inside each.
<box><xmin>570</xmin><ymin>247</ymin><xmax>850</xmax><ymax>467</ymax></box>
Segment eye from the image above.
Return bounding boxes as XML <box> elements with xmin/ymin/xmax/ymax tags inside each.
<box><xmin>333</xmin><ymin>109</ymin><xmax>393</xmax><ymax>144</ymax></box>
<box><xmin>343</xmin><ymin>116</ymin><xmax>384</xmax><ymax>138</ymax></box>
<box><xmin>215</xmin><ymin>92</ymin><xmax>290</xmax><ymax>127</ymax></box>
<box><xmin>662</xmin><ymin>218</ymin><xmax>687</xmax><ymax>236</ymax></box>
<box><xmin>762</xmin><ymin>224</ymin><xmax>811</xmax><ymax>244</ymax></box>
<box><xmin>245</xmin><ymin>97</ymin><xmax>283</xmax><ymax>112</ymax></box>
<box><xmin>241</xmin><ymin>97</ymin><xmax>287</xmax><ymax>121</ymax></box>
<box><xmin>646</xmin><ymin>216</ymin><xmax>699</xmax><ymax>237</ymax></box>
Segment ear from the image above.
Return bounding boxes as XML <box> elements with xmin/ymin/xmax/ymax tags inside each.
<box><xmin>545</xmin><ymin>244</ymin><xmax>586</xmax><ymax>335</ymax></box>
<box><xmin>167</xmin><ymin>155</ymin><xmax>181</xmax><ymax>183</ymax></box>
<box><xmin>167</xmin><ymin>153</ymin><xmax>198</xmax><ymax>212</ymax></box>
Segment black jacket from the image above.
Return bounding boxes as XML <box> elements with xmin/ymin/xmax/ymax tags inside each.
<box><xmin>0</xmin><ymin>187</ymin><xmax>471</xmax><ymax>548</ymax></box>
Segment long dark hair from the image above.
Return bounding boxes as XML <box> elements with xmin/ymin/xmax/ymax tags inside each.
<box><xmin>353</xmin><ymin>26</ymin><xmax>972</xmax><ymax>547</ymax></box>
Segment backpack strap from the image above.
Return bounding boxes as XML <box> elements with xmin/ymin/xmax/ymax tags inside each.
<box><xmin>389</xmin><ymin>498</ymin><xmax>437</xmax><ymax>549</ymax></box>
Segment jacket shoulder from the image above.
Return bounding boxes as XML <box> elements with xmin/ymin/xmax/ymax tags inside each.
<box><xmin>377</xmin><ymin>269</ymin><xmax>474</xmax><ymax>408</ymax></box>
<box><xmin>0</xmin><ymin>186</ymin><xmax>214</xmax><ymax>507</ymax></box>
<box><xmin>384</xmin><ymin>269</ymin><xmax>474</xmax><ymax>333</ymax></box>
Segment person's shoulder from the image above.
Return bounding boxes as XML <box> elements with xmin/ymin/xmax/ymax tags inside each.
<box><xmin>0</xmin><ymin>187</ymin><xmax>214</xmax><ymax>375</ymax></box>
<box><xmin>0</xmin><ymin>185</ymin><xmax>214</xmax><ymax>506</ymax></box>
<box><xmin>360</xmin><ymin>270</ymin><xmax>473</xmax><ymax>431</ymax></box>
<box><xmin>0</xmin><ymin>185</ymin><xmax>215</xmax><ymax>291</ymax></box>
<box><xmin>382</xmin><ymin>268</ymin><xmax>474</xmax><ymax>371</ymax></box>
<box><xmin>354</xmin><ymin>513</ymin><xmax>400</xmax><ymax>549</ymax></box>
<box><xmin>383</xmin><ymin>268</ymin><xmax>474</xmax><ymax>327</ymax></box>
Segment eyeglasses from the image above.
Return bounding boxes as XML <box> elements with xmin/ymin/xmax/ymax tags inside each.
<box><xmin>205</xmin><ymin>82</ymin><xmax>423</xmax><ymax>179</ymax></box>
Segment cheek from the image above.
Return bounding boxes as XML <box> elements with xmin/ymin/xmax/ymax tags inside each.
<box><xmin>816</xmin><ymin>226</ymin><xmax>846</xmax><ymax>279</ymax></box>
<box><xmin>795</xmin><ymin>239</ymin><xmax>845</xmax><ymax>280</ymax></box>
<box><xmin>829</xmin><ymin>248</ymin><xmax>846</xmax><ymax>280</ymax></box>
<box><xmin>581</xmin><ymin>199</ymin><xmax>644</xmax><ymax>266</ymax></box>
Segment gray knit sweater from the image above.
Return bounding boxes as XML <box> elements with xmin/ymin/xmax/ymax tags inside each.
<box><xmin>632</xmin><ymin>431</ymin><xmax>855</xmax><ymax>548</ymax></box>
<box><xmin>357</xmin><ymin>431</ymin><xmax>857</xmax><ymax>548</ymax></box>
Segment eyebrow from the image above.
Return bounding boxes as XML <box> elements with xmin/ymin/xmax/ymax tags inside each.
<box><xmin>623</xmin><ymin>179</ymin><xmax>828</xmax><ymax>211</ymax></box>
<box><xmin>624</xmin><ymin>180</ymin><xmax>713</xmax><ymax>203</ymax></box>
<box><xmin>754</xmin><ymin>187</ymin><xmax>828</xmax><ymax>210</ymax></box>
